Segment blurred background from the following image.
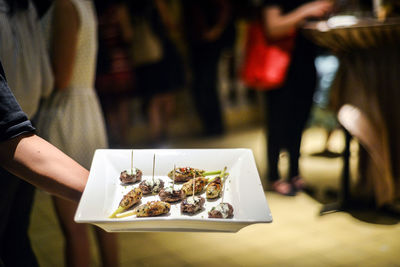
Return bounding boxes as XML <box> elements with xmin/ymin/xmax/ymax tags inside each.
<box><xmin>27</xmin><ymin>0</ymin><xmax>400</xmax><ymax>266</ymax></box>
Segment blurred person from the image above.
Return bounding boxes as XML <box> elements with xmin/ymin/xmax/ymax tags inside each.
<box><xmin>183</xmin><ymin>0</ymin><xmax>236</xmax><ymax>136</ymax></box>
<box><xmin>0</xmin><ymin>61</ymin><xmax>89</xmax><ymax>267</ymax></box>
<box><xmin>0</xmin><ymin>0</ymin><xmax>54</xmax><ymax>265</ymax></box>
<box><xmin>95</xmin><ymin>0</ymin><xmax>135</xmax><ymax>147</ymax></box>
<box><xmin>310</xmin><ymin>53</ymin><xmax>340</xmax><ymax>158</ymax></box>
<box><xmin>262</xmin><ymin>0</ymin><xmax>333</xmax><ymax>196</ymax></box>
<box><xmin>127</xmin><ymin>0</ymin><xmax>185</xmax><ymax>145</ymax></box>
<box><xmin>35</xmin><ymin>0</ymin><xmax>119</xmax><ymax>266</ymax></box>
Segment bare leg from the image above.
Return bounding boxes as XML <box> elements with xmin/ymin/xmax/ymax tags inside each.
<box><xmin>52</xmin><ymin>196</ymin><xmax>91</xmax><ymax>267</ymax></box>
<box><xmin>94</xmin><ymin>228</ymin><xmax>119</xmax><ymax>267</ymax></box>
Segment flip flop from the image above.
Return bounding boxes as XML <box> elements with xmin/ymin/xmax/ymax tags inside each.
<box><xmin>291</xmin><ymin>176</ymin><xmax>306</xmax><ymax>191</ymax></box>
<box><xmin>271</xmin><ymin>180</ymin><xmax>296</xmax><ymax>196</ymax></box>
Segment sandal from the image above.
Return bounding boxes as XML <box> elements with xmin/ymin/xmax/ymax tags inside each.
<box><xmin>271</xmin><ymin>180</ymin><xmax>296</xmax><ymax>196</ymax></box>
<box><xmin>291</xmin><ymin>176</ymin><xmax>306</xmax><ymax>191</ymax></box>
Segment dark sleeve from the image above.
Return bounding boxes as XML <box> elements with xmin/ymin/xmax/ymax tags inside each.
<box><xmin>263</xmin><ymin>0</ymin><xmax>282</xmax><ymax>7</ymax></box>
<box><xmin>0</xmin><ymin>62</ymin><xmax>35</xmax><ymax>142</ymax></box>
<box><xmin>263</xmin><ymin>0</ymin><xmax>300</xmax><ymax>12</ymax></box>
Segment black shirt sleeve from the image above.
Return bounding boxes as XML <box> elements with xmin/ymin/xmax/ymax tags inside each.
<box><xmin>263</xmin><ymin>0</ymin><xmax>306</xmax><ymax>13</ymax></box>
<box><xmin>0</xmin><ymin>62</ymin><xmax>35</xmax><ymax>142</ymax></box>
<box><xmin>263</xmin><ymin>0</ymin><xmax>281</xmax><ymax>7</ymax></box>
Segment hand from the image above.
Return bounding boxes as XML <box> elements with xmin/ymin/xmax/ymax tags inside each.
<box><xmin>203</xmin><ymin>26</ymin><xmax>224</xmax><ymax>42</ymax></box>
<box><xmin>300</xmin><ymin>0</ymin><xmax>334</xmax><ymax>19</ymax></box>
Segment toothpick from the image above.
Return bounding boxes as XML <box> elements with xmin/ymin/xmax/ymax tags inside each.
<box><xmin>221</xmin><ymin>166</ymin><xmax>228</xmax><ymax>203</ymax></box>
<box><xmin>192</xmin><ymin>172</ymin><xmax>196</xmax><ymax>201</ymax></box>
<box><xmin>131</xmin><ymin>150</ymin><xmax>134</xmax><ymax>175</ymax></box>
<box><xmin>172</xmin><ymin>164</ymin><xmax>176</xmax><ymax>190</ymax></box>
<box><xmin>152</xmin><ymin>154</ymin><xmax>155</xmax><ymax>184</ymax></box>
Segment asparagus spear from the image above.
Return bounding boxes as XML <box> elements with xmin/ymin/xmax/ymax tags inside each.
<box><xmin>207</xmin><ymin>167</ymin><xmax>228</xmax><ymax>183</ymax></box>
<box><xmin>168</xmin><ymin>168</ymin><xmax>225</xmax><ymax>182</ymax></box>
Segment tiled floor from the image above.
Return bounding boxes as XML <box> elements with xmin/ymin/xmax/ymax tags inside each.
<box><xmin>29</xmin><ymin>126</ymin><xmax>400</xmax><ymax>267</ymax></box>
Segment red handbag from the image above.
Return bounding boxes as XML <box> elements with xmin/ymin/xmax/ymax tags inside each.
<box><xmin>241</xmin><ymin>21</ymin><xmax>295</xmax><ymax>90</ymax></box>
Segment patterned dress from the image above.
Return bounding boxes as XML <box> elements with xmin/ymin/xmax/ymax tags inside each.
<box><xmin>36</xmin><ymin>0</ymin><xmax>108</xmax><ymax>169</ymax></box>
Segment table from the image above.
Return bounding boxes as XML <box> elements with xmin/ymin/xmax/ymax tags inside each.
<box><xmin>303</xmin><ymin>17</ymin><xmax>400</xmax><ymax>212</ymax></box>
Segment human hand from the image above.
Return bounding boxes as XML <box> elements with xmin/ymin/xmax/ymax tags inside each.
<box><xmin>203</xmin><ymin>26</ymin><xmax>224</xmax><ymax>42</ymax></box>
<box><xmin>300</xmin><ymin>0</ymin><xmax>334</xmax><ymax>19</ymax></box>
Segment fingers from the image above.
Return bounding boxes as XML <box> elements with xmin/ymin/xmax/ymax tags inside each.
<box><xmin>302</xmin><ymin>0</ymin><xmax>334</xmax><ymax>19</ymax></box>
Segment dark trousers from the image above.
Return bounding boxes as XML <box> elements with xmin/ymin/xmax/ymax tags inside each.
<box><xmin>265</xmin><ymin>63</ymin><xmax>316</xmax><ymax>182</ymax></box>
<box><xmin>190</xmin><ymin>44</ymin><xmax>224</xmax><ymax>136</ymax></box>
<box><xmin>0</xmin><ymin>168</ymin><xmax>38</xmax><ymax>267</ymax></box>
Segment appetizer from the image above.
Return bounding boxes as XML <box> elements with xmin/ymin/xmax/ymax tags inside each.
<box><xmin>168</xmin><ymin>167</ymin><xmax>205</xmax><ymax>182</ymax></box>
<box><xmin>181</xmin><ymin>172</ymin><xmax>205</xmax><ymax>215</ymax></box>
<box><xmin>133</xmin><ymin>201</ymin><xmax>171</xmax><ymax>217</ymax></box>
<box><xmin>159</xmin><ymin>164</ymin><xmax>184</xmax><ymax>202</ymax></box>
<box><xmin>120</xmin><ymin>150</ymin><xmax>142</xmax><ymax>184</ymax></box>
<box><xmin>208</xmin><ymin>167</ymin><xmax>233</xmax><ymax>218</ymax></box>
<box><xmin>206</xmin><ymin>167</ymin><xmax>227</xmax><ymax>199</ymax></box>
<box><xmin>206</xmin><ymin>177</ymin><xmax>222</xmax><ymax>199</ymax></box>
<box><xmin>208</xmin><ymin>203</ymin><xmax>234</xmax><ymax>219</ymax></box>
<box><xmin>181</xmin><ymin>177</ymin><xmax>208</xmax><ymax>196</ymax></box>
<box><xmin>159</xmin><ymin>187</ymin><xmax>185</xmax><ymax>203</ymax></box>
<box><xmin>139</xmin><ymin>178</ymin><xmax>164</xmax><ymax>195</ymax></box>
<box><xmin>139</xmin><ymin>153</ymin><xmax>164</xmax><ymax>194</ymax></box>
<box><xmin>109</xmin><ymin>187</ymin><xmax>143</xmax><ymax>218</ymax></box>
<box><xmin>120</xmin><ymin>169</ymin><xmax>142</xmax><ymax>184</ymax></box>
<box><xmin>181</xmin><ymin>196</ymin><xmax>205</xmax><ymax>214</ymax></box>
<box><xmin>168</xmin><ymin>167</ymin><xmax>222</xmax><ymax>182</ymax></box>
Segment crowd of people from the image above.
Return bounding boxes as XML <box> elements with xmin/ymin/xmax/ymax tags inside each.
<box><xmin>95</xmin><ymin>0</ymin><xmax>240</xmax><ymax>146</ymax></box>
<box><xmin>0</xmin><ymin>0</ymin><xmax>334</xmax><ymax>266</ymax></box>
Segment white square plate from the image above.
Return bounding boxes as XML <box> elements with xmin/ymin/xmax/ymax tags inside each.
<box><xmin>75</xmin><ymin>149</ymin><xmax>272</xmax><ymax>232</ymax></box>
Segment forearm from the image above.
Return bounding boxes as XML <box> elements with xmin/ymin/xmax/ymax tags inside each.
<box><xmin>213</xmin><ymin>0</ymin><xmax>231</xmax><ymax>32</ymax></box>
<box><xmin>117</xmin><ymin>3</ymin><xmax>134</xmax><ymax>43</ymax></box>
<box><xmin>155</xmin><ymin>0</ymin><xmax>174</xmax><ymax>31</ymax></box>
<box><xmin>0</xmin><ymin>134</ymin><xmax>88</xmax><ymax>202</ymax></box>
<box><xmin>203</xmin><ymin>0</ymin><xmax>231</xmax><ymax>41</ymax></box>
<box><xmin>263</xmin><ymin>1</ymin><xmax>333</xmax><ymax>39</ymax></box>
<box><xmin>262</xmin><ymin>6</ymin><xmax>306</xmax><ymax>39</ymax></box>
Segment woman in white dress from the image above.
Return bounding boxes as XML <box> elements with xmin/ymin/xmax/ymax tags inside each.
<box><xmin>36</xmin><ymin>0</ymin><xmax>119</xmax><ymax>266</ymax></box>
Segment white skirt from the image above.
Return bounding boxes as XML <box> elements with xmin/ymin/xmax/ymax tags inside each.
<box><xmin>36</xmin><ymin>87</ymin><xmax>108</xmax><ymax>169</ymax></box>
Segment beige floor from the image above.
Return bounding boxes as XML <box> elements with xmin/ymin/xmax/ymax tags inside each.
<box><xmin>29</xmin><ymin>126</ymin><xmax>400</xmax><ymax>267</ymax></box>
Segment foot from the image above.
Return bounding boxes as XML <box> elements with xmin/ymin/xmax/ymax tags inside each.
<box><xmin>291</xmin><ymin>176</ymin><xmax>306</xmax><ymax>191</ymax></box>
<box><xmin>271</xmin><ymin>180</ymin><xmax>296</xmax><ymax>196</ymax></box>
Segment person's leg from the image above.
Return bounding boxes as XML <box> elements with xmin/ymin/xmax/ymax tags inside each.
<box><xmin>52</xmin><ymin>196</ymin><xmax>91</xmax><ymax>267</ymax></box>
<box><xmin>191</xmin><ymin>57</ymin><xmax>209</xmax><ymax>131</ymax></box>
<box><xmin>287</xmin><ymin>129</ymin><xmax>302</xmax><ymax>179</ymax></box>
<box><xmin>287</xmin><ymin>69</ymin><xmax>317</xmax><ymax>189</ymax></box>
<box><xmin>265</xmin><ymin>90</ymin><xmax>295</xmax><ymax>195</ymax></box>
<box><xmin>265</xmin><ymin>110</ymin><xmax>280</xmax><ymax>183</ymax></box>
<box><xmin>191</xmin><ymin>47</ymin><xmax>224</xmax><ymax>136</ymax></box>
<box><xmin>1</xmin><ymin>171</ymin><xmax>38</xmax><ymax>267</ymax></box>
<box><xmin>94</xmin><ymin>228</ymin><xmax>119</xmax><ymax>267</ymax></box>
<box><xmin>204</xmin><ymin>54</ymin><xmax>224</xmax><ymax>135</ymax></box>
